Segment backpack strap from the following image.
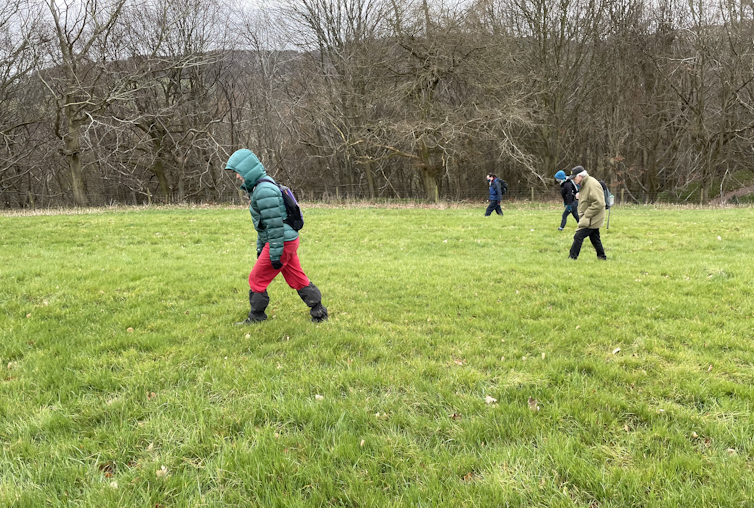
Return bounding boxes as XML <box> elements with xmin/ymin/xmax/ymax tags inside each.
<box><xmin>254</xmin><ymin>177</ymin><xmax>277</xmax><ymax>189</ymax></box>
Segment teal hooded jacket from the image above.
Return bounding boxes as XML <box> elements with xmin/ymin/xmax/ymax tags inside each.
<box><xmin>225</xmin><ymin>149</ymin><xmax>299</xmax><ymax>262</ymax></box>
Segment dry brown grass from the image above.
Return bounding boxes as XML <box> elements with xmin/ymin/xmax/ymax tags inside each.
<box><xmin>1</xmin><ymin>199</ymin><xmax>749</xmax><ymax>217</ymax></box>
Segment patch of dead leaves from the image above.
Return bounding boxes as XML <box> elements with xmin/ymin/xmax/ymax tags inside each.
<box><xmin>528</xmin><ymin>397</ymin><xmax>540</xmax><ymax>412</ymax></box>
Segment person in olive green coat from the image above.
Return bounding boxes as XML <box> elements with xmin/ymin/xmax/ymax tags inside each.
<box><xmin>567</xmin><ymin>166</ymin><xmax>607</xmax><ymax>260</ymax></box>
<box><xmin>226</xmin><ymin>149</ymin><xmax>327</xmax><ymax>323</ymax></box>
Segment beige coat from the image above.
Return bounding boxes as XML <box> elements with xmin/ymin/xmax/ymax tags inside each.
<box><xmin>576</xmin><ymin>174</ymin><xmax>605</xmax><ymax>230</ymax></box>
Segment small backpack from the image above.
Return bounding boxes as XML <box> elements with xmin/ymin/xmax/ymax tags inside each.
<box><xmin>257</xmin><ymin>178</ymin><xmax>304</xmax><ymax>231</ymax></box>
<box><xmin>598</xmin><ymin>180</ymin><xmax>614</xmax><ymax>209</ymax></box>
<box><xmin>499</xmin><ymin>179</ymin><xmax>508</xmax><ymax>195</ymax></box>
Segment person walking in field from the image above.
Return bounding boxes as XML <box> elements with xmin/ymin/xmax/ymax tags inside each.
<box><xmin>554</xmin><ymin>170</ymin><xmax>579</xmax><ymax>230</ymax></box>
<box><xmin>485</xmin><ymin>173</ymin><xmax>504</xmax><ymax>216</ymax></box>
<box><xmin>567</xmin><ymin>166</ymin><xmax>607</xmax><ymax>260</ymax></box>
<box><xmin>226</xmin><ymin>149</ymin><xmax>328</xmax><ymax>324</ymax></box>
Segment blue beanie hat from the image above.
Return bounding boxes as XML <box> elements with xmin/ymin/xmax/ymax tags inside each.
<box><xmin>554</xmin><ymin>170</ymin><xmax>566</xmax><ymax>180</ymax></box>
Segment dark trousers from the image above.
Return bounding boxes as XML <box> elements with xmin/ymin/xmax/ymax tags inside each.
<box><xmin>485</xmin><ymin>200</ymin><xmax>503</xmax><ymax>216</ymax></box>
<box><xmin>569</xmin><ymin>228</ymin><xmax>606</xmax><ymax>260</ymax></box>
<box><xmin>560</xmin><ymin>203</ymin><xmax>579</xmax><ymax>228</ymax></box>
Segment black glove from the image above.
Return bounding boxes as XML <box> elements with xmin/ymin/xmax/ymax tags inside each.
<box><xmin>256</xmin><ymin>250</ymin><xmax>262</xmax><ymax>259</ymax></box>
<box><xmin>271</xmin><ymin>260</ymin><xmax>283</xmax><ymax>270</ymax></box>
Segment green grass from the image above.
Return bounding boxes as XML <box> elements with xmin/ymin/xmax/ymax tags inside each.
<box><xmin>1</xmin><ymin>203</ymin><xmax>753</xmax><ymax>507</ymax></box>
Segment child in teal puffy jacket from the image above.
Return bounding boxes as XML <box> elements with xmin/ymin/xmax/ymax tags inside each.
<box><xmin>226</xmin><ymin>149</ymin><xmax>328</xmax><ymax>324</ymax></box>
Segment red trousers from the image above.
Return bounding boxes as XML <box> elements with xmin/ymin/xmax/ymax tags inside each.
<box><xmin>249</xmin><ymin>237</ymin><xmax>310</xmax><ymax>293</ymax></box>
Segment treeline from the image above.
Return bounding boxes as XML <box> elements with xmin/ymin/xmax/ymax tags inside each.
<box><xmin>1</xmin><ymin>0</ymin><xmax>753</xmax><ymax>208</ymax></box>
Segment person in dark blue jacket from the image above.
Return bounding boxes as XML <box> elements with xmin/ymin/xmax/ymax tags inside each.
<box><xmin>485</xmin><ymin>173</ymin><xmax>504</xmax><ymax>216</ymax></box>
<box><xmin>555</xmin><ymin>170</ymin><xmax>579</xmax><ymax>230</ymax></box>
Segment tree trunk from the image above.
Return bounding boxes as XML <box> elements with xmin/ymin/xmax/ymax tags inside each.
<box><xmin>64</xmin><ymin>105</ymin><xmax>88</xmax><ymax>207</ymax></box>
<box><xmin>418</xmin><ymin>139</ymin><xmax>440</xmax><ymax>202</ymax></box>
<box><xmin>364</xmin><ymin>159</ymin><xmax>375</xmax><ymax>199</ymax></box>
<box><xmin>151</xmin><ymin>158</ymin><xmax>172</xmax><ymax>203</ymax></box>
<box><xmin>421</xmin><ymin>167</ymin><xmax>439</xmax><ymax>202</ymax></box>
<box><xmin>701</xmin><ymin>151</ymin><xmax>712</xmax><ymax>204</ymax></box>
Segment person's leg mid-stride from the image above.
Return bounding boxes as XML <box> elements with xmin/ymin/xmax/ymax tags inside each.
<box><xmin>247</xmin><ymin>238</ymin><xmax>328</xmax><ymax>323</ymax></box>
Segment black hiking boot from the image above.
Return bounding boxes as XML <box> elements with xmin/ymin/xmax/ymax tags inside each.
<box><xmin>235</xmin><ymin>290</ymin><xmax>269</xmax><ymax>325</ymax></box>
<box><xmin>297</xmin><ymin>283</ymin><xmax>328</xmax><ymax>323</ymax></box>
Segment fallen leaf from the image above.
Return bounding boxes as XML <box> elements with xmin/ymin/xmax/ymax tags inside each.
<box><xmin>624</xmin><ymin>424</ymin><xmax>630</xmax><ymax>432</ymax></box>
<box><xmin>575</xmin><ymin>325</ymin><xmax>580</xmax><ymax>329</ymax></box>
<box><xmin>449</xmin><ymin>413</ymin><xmax>462</xmax><ymax>420</ymax></box>
<box><xmin>127</xmin><ymin>327</ymin><xmax>134</xmax><ymax>333</ymax></box>
<box><xmin>147</xmin><ymin>392</ymin><xmax>157</xmax><ymax>400</ymax></box>
<box><xmin>245</xmin><ymin>334</ymin><xmax>250</xmax><ymax>339</ymax></box>
<box><xmin>707</xmin><ymin>364</ymin><xmax>713</xmax><ymax>372</ymax></box>
<box><xmin>315</xmin><ymin>394</ymin><xmax>324</xmax><ymax>401</ymax></box>
<box><xmin>147</xmin><ymin>442</ymin><xmax>154</xmax><ymax>452</ymax></box>
<box><xmin>691</xmin><ymin>432</ymin><xmax>698</xmax><ymax>439</ymax></box>
<box><xmin>612</xmin><ymin>347</ymin><xmax>621</xmax><ymax>355</ymax></box>
<box><xmin>109</xmin><ymin>481</ymin><xmax>118</xmax><ymax>489</ymax></box>
<box><xmin>463</xmin><ymin>471</ymin><xmax>475</xmax><ymax>481</ymax></box>
<box><xmin>528</xmin><ymin>396</ymin><xmax>539</xmax><ymax>412</ymax></box>
<box><xmin>727</xmin><ymin>448</ymin><xmax>737</xmax><ymax>455</ymax></box>
<box><xmin>99</xmin><ymin>462</ymin><xmax>116</xmax><ymax>475</ymax></box>
<box><xmin>541</xmin><ymin>353</ymin><xmax>546</xmax><ymax>360</ymax></box>
<box><xmin>26</xmin><ymin>313</ymin><xmax>31</xmax><ymax>318</ymax></box>
<box><xmin>485</xmin><ymin>395</ymin><xmax>497</xmax><ymax>404</ymax></box>
<box><xmin>360</xmin><ymin>439</ymin><xmax>365</xmax><ymax>447</ymax></box>
<box><xmin>454</xmin><ymin>359</ymin><xmax>465</xmax><ymax>366</ymax></box>
<box><xmin>156</xmin><ymin>465</ymin><xmax>168</xmax><ymax>478</ymax></box>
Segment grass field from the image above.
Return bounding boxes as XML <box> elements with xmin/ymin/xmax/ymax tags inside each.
<box><xmin>1</xmin><ymin>203</ymin><xmax>753</xmax><ymax>507</ymax></box>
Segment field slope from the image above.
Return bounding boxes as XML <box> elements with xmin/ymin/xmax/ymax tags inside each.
<box><xmin>1</xmin><ymin>204</ymin><xmax>753</xmax><ymax>507</ymax></box>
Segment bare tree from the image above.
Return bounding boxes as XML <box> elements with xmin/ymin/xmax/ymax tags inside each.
<box><xmin>0</xmin><ymin>2</ymin><xmax>46</xmax><ymax>207</ymax></box>
<box><xmin>38</xmin><ymin>0</ymin><xmax>130</xmax><ymax>206</ymax></box>
<box><xmin>280</xmin><ymin>0</ymin><xmax>389</xmax><ymax>199</ymax></box>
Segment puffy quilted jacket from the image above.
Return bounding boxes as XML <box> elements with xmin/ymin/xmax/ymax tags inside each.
<box><xmin>225</xmin><ymin>149</ymin><xmax>298</xmax><ymax>262</ymax></box>
<box><xmin>488</xmin><ymin>178</ymin><xmax>503</xmax><ymax>201</ymax></box>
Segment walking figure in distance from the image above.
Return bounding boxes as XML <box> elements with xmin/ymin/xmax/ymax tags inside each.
<box><xmin>567</xmin><ymin>166</ymin><xmax>607</xmax><ymax>260</ymax></box>
<box><xmin>485</xmin><ymin>173</ymin><xmax>504</xmax><ymax>216</ymax></box>
<box><xmin>554</xmin><ymin>170</ymin><xmax>579</xmax><ymax>230</ymax></box>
